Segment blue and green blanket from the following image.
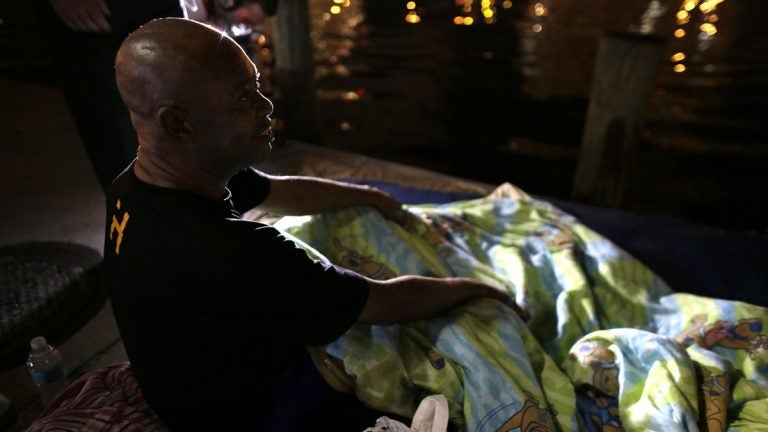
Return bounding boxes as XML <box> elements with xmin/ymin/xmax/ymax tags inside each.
<box><xmin>275</xmin><ymin>183</ymin><xmax>768</xmax><ymax>432</ymax></box>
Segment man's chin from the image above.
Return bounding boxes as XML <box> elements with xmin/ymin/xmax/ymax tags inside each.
<box><xmin>252</xmin><ymin>127</ymin><xmax>273</xmax><ymax>143</ymax></box>
<box><xmin>249</xmin><ymin>139</ymin><xmax>272</xmax><ymax>164</ymax></box>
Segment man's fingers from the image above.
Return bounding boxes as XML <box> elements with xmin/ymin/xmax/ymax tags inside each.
<box><xmin>50</xmin><ymin>0</ymin><xmax>111</xmax><ymax>32</ymax></box>
<box><xmin>94</xmin><ymin>0</ymin><xmax>112</xmax><ymax>30</ymax></box>
<box><xmin>86</xmin><ymin>7</ymin><xmax>111</xmax><ymax>31</ymax></box>
<box><xmin>52</xmin><ymin>6</ymin><xmax>81</xmax><ymax>30</ymax></box>
<box><xmin>390</xmin><ymin>208</ymin><xmax>410</xmax><ymax>224</ymax></box>
<box><xmin>68</xmin><ymin>13</ymin><xmax>91</xmax><ymax>31</ymax></box>
<box><xmin>509</xmin><ymin>301</ymin><xmax>531</xmax><ymax>322</ymax></box>
<box><xmin>97</xmin><ymin>0</ymin><xmax>111</xmax><ymax>16</ymax></box>
<box><xmin>491</xmin><ymin>286</ymin><xmax>530</xmax><ymax>322</ymax></box>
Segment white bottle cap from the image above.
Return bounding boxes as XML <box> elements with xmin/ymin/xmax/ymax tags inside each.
<box><xmin>30</xmin><ymin>336</ymin><xmax>48</xmax><ymax>350</ymax></box>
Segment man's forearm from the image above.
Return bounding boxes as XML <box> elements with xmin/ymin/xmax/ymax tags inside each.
<box><xmin>259</xmin><ymin>175</ymin><xmax>396</xmax><ymax>216</ymax></box>
<box><xmin>358</xmin><ymin>275</ymin><xmax>513</xmax><ymax>325</ymax></box>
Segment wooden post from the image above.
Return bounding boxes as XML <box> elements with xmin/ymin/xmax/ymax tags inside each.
<box><xmin>571</xmin><ymin>32</ymin><xmax>666</xmax><ymax>207</ymax></box>
<box><xmin>272</xmin><ymin>0</ymin><xmax>319</xmax><ymax>142</ymax></box>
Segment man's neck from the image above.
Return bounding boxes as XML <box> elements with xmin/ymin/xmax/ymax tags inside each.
<box><xmin>133</xmin><ymin>147</ymin><xmax>228</xmax><ymax>201</ymax></box>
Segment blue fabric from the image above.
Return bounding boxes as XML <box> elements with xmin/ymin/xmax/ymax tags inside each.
<box><xmin>344</xmin><ymin>179</ymin><xmax>481</xmax><ymax>205</ymax></box>
<box><xmin>546</xmin><ymin>199</ymin><xmax>768</xmax><ymax>307</ymax></box>
<box><xmin>261</xmin><ymin>349</ymin><xmax>392</xmax><ymax>431</ymax></box>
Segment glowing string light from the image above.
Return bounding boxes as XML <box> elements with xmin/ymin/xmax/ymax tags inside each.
<box><xmin>671</xmin><ymin>52</ymin><xmax>686</xmax><ymax>61</ymax></box>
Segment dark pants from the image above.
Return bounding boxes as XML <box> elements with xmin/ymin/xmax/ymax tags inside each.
<box><xmin>259</xmin><ymin>348</ymin><xmax>400</xmax><ymax>431</ymax></box>
<box><xmin>158</xmin><ymin>348</ymin><xmax>402</xmax><ymax>431</ymax></box>
<box><xmin>32</xmin><ymin>0</ymin><xmax>183</xmax><ymax>191</ymax></box>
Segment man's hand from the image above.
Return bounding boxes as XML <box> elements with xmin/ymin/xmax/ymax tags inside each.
<box><xmin>360</xmin><ymin>275</ymin><xmax>529</xmax><ymax>325</ymax></box>
<box><xmin>368</xmin><ymin>187</ymin><xmax>407</xmax><ymax>223</ymax></box>
<box><xmin>50</xmin><ymin>0</ymin><xmax>111</xmax><ymax>32</ymax></box>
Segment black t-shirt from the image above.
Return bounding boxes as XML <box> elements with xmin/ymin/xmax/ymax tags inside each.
<box><xmin>104</xmin><ymin>165</ymin><xmax>369</xmax><ymax>430</ymax></box>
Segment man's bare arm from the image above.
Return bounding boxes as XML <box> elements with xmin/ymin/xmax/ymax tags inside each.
<box><xmin>358</xmin><ymin>275</ymin><xmax>524</xmax><ymax>325</ymax></box>
<box><xmin>258</xmin><ymin>175</ymin><xmax>404</xmax><ymax>220</ymax></box>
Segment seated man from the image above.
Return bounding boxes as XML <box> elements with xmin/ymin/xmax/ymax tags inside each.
<box><xmin>106</xmin><ymin>17</ymin><xmax>514</xmax><ymax>431</ymax></box>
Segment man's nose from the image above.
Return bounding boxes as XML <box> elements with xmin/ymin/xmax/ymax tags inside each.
<box><xmin>256</xmin><ymin>93</ymin><xmax>274</xmax><ymax>117</ymax></box>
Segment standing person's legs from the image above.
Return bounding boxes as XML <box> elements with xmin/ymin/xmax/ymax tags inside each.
<box><xmin>31</xmin><ymin>0</ymin><xmax>182</xmax><ymax>192</ymax></box>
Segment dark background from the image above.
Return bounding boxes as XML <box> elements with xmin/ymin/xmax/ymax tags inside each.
<box><xmin>309</xmin><ymin>0</ymin><xmax>768</xmax><ymax>233</ymax></box>
<box><xmin>1</xmin><ymin>0</ymin><xmax>766</xmax><ymax>232</ymax></box>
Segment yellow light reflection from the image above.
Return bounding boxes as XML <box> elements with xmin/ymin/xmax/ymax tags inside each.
<box><xmin>700</xmin><ymin>0</ymin><xmax>726</xmax><ymax>13</ymax></box>
<box><xmin>671</xmin><ymin>52</ymin><xmax>686</xmax><ymax>62</ymax></box>
<box><xmin>674</xmin><ymin>28</ymin><xmax>686</xmax><ymax>38</ymax></box>
<box><xmin>406</xmin><ymin>1</ymin><xmax>416</xmax><ymax>10</ymax></box>
<box><xmin>674</xmin><ymin>64</ymin><xmax>686</xmax><ymax>73</ymax></box>
<box><xmin>330</xmin><ymin>5</ymin><xmax>341</xmax><ymax>14</ymax></box>
<box><xmin>532</xmin><ymin>23</ymin><xmax>542</xmax><ymax>32</ymax></box>
<box><xmin>699</xmin><ymin>1</ymin><xmax>715</xmax><ymax>13</ymax></box>
<box><xmin>534</xmin><ymin>2</ymin><xmax>546</xmax><ymax>16</ymax></box>
<box><xmin>481</xmin><ymin>0</ymin><xmax>490</xmax><ymax>7</ymax></box>
<box><xmin>700</xmin><ymin>23</ymin><xmax>717</xmax><ymax>35</ymax></box>
<box><xmin>464</xmin><ymin>16</ymin><xmax>474</xmax><ymax>25</ymax></box>
<box><xmin>502</xmin><ymin>0</ymin><xmax>512</xmax><ymax>8</ymax></box>
<box><xmin>405</xmin><ymin>11</ymin><xmax>421</xmax><ymax>23</ymax></box>
<box><xmin>483</xmin><ymin>8</ymin><xmax>494</xmax><ymax>18</ymax></box>
<box><xmin>333</xmin><ymin>0</ymin><xmax>344</xmax><ymax>3</ymax></box>
<box><xmin>342</xmin><ymin>91</ymin><xmax>360</xmax><ymax>101</ymax></box>
<box><xmin>683</xmin><ymin>0</ymin><xmax>698</xmax><ymax>11</ymax></box>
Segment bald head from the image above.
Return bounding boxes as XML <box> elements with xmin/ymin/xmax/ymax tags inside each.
<box><xmin>115</xmin><ymin>18</ymin><xmax>248</xmax><ymax>118</ymax></box>
<box><xmin>114</xmin><ymin>18</ymin><xmax>274</xmax><ymax>196</ymax></box>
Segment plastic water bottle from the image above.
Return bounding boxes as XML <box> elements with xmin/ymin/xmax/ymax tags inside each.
<box><xmin>26</xmin><ymin>336</ymin><xmax>68</xmax><ymax>406</ymax></box>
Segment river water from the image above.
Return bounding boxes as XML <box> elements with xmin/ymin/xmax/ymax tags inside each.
<box><xmin>2</xmin><ymin>0</ymin><xmax>763</xmax><ymax>229</ymax></box>
<box><xmin>304</xmin><ymin>0</ymin><xmax>767</xmax><ymax>230</ymax></box>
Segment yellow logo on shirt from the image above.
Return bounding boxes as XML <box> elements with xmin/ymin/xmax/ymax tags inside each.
<box><xmin>110</xmin><ymin>199</ymin><xmax>130</xmax><ymax>255</ymax></box>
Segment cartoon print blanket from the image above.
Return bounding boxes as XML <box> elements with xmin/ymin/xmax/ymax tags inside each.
<box><xmin>275</xmin><ymin>183</ymin><xmax>768</xmax><ymax>432</ymax></box>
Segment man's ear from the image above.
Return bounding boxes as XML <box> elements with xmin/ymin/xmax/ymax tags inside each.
<box><xmin>157</xmin><ymin>106</ymin><xmax>194</xmax><ymax>142</ymax></box>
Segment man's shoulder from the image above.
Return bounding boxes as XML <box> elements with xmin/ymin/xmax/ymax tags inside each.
<box><xmin>107</xmin><ymin>163</ymin><xmax>137</xmax><ymax>195</ymax></box>
<box><xmin>105</xmin><ymin>165</ymin><xmax>148</xmax><ymax>218</ymax></box>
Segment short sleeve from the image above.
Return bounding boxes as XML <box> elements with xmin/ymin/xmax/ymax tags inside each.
<box><xmin>227</xmin><ymin>168</ymin><xmax>271</xmax><ymax>213</ymax></box>
<box><xmin>236</xmin><ymin>225</ymin><xmax>370</xmax><ymax>346</ymax></box>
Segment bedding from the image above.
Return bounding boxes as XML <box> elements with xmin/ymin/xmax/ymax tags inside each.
<box><xmin>344</xmin><ymin>179</ymin><xmax>768</xmax><ymax>308</ymax></box>
<box><xmin>275</xmin><ymin>182</ymin><xmax>768</xmax><ymax>431</ymax></box>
